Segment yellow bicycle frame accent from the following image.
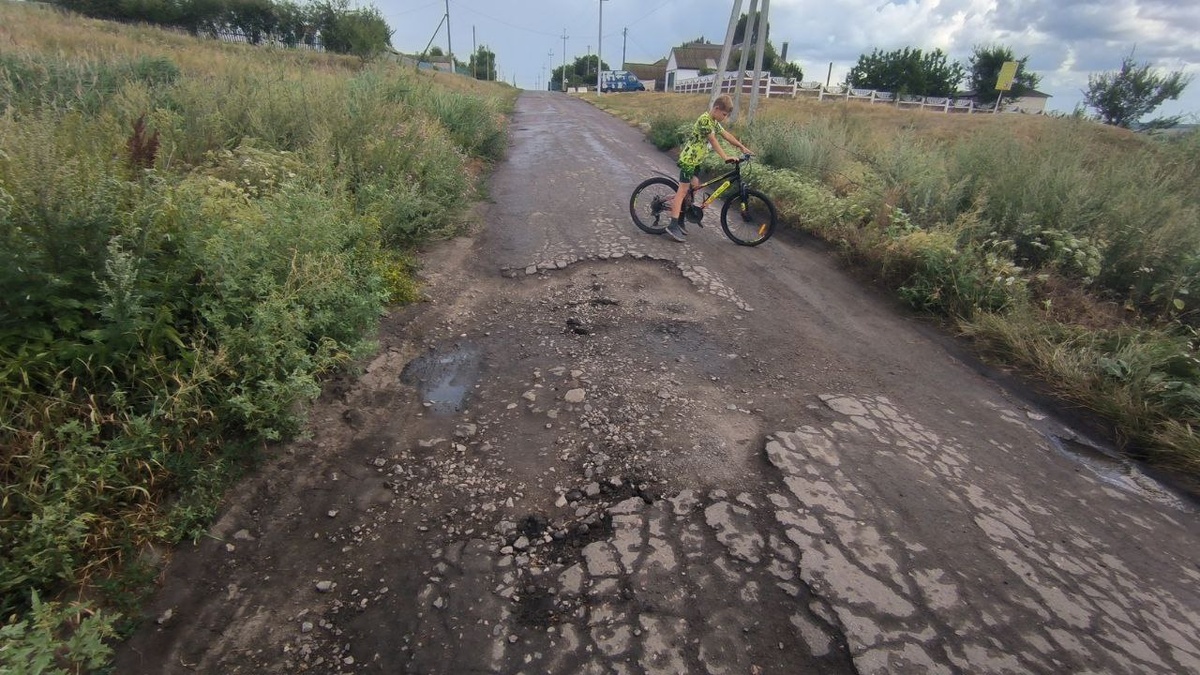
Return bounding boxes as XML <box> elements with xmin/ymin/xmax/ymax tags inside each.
<box><xmin>701</xmin><ymin>180</ymin><xmax>731</xmax><ymax>208</ymax></box>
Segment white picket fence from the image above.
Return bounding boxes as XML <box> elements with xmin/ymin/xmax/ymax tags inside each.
<box><xmin>673</xmin><ymin>73</ymin><xmax>999</xmax><ymax>114</ymax></box>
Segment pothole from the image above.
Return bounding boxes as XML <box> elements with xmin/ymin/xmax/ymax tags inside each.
<box><xmin>1046</xmin><ymin>433</ymin><xmax>1194</xmax><ymax>512</ymax></box>
<box><xmin>399</xmin><ymin>344</ymin><xmax>482</xmax><ymax>415</ymax></box>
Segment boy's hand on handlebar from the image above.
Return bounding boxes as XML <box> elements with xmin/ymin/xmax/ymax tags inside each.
<box><xmin>725</xmin><ymin>157</ymin><xmax>739</xmax><ymax>164</ymax></box>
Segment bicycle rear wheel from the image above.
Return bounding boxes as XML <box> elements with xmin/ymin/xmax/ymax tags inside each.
<box><xmin>720</xmin><ymin>188</ymin><xmax>777</xmax><ymax>246</ymax></box>
<box><xmin>629</xmin><ymin>176</ymin><xmax>678</xmax><ymax>235</ymax></box>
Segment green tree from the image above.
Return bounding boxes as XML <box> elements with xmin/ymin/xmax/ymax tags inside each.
<box><xmin>174</xmin><ymin>0</ymin><xmax>228</xmax><ymax>36</ymax></box>
<box><xmin>274</xmin><ymin>0</ymin><xmax>315</xmax><ymax>47</ymax></box>
<box><xmin>968</xmin><ymin>44</ymin><xmax>1041</xmax><ymax>104</ymax></box>
<box><xmin>469</xmin><ymin>45</ymin><xmax>497</xmax><ymax>81</ymax></box>
<box><xmin>728</xmin><ymin>13</ymin><xmax>802</xmax><ymax>80</ymax></box>
<box><xmin>552</xmin><ymin>54</ymin><xmax>608</xmax><ymax>90</ymax></box>
<box><xmin>314</xmin><ymin>1</ymin><xmax>392</xmax><ymax>61</ymax></box>
<box><xmin>846</xmin><ymin>47</ymin><xmax>964</xmax><ymax>97</ymax></box>
<box><xmin>1083</xmin><ymin>55</ymin><xmax>1193</xmax><ymax>129</ymax></box>
<box><xmin>226</xmin><ymin>0</ymin><xmax>278</xmax><ymax>44</ymax></box>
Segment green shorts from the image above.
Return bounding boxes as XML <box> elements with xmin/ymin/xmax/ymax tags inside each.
<box><xmin>678</xmin><ymin>163</ymin><xmax>700</xmax><ymax>182</ymax></box>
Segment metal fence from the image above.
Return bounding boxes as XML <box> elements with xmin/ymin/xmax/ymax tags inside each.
<box><xmin>211</xmin><ymin>30</ymin><xmax>324</xmax><ymax>52</ymax></box>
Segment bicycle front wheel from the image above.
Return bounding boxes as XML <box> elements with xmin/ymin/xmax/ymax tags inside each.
<box><xmin>629</xmin><ymin>176</ymin><xmax>678</xmax><ymax>235</ymax></box>
<box><xmin>720</xmin><ymin>189</ymin><xmax>777</xmax><ymax>246</ymax></box>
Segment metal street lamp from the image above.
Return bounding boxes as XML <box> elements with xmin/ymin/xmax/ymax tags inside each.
<box><xmin>597</xmin><ymin>0</ymin><xmax>609</xmax><ymax>94</ymax></box>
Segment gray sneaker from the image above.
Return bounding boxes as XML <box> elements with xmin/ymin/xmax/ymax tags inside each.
<box><xmin>664</xmin><ymin>219</ymin><xmax>686</xmax><ymax>242</ymax></box>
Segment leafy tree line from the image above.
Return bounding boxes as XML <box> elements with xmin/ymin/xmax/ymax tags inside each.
<box><xmin>847</xmin><ymin>44</ymin><xmax>1040</xmax><ymax>103</ymax></box>
<box><xmin>551</xmin><ymin>55</ymin><xmax>610</xmax><ymax>91</ymax></box>
<box><xmin>49</xmin><ymin>0</ymin><xmax>392</xmax><ymax>58</ymax></box>
<box><xmin>847</xmin><ymin>43</ymin><xmax>1191</xmax><ymax>128</ymax></box>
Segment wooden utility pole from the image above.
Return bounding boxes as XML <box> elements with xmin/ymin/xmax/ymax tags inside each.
<box><xmin>709</xmin><ymin>0</ymin><xmax>744</xmax><ymax>109</ymax></box>
<box><xmin>622</xmin><ymin>28</ymin><xmax>627</xmax><ymax>69</ymax></box>
<box><xmin>444</xmin><ymin>0</ymin><xmax>453</xmax><ymax>69</ymax></box>
<box><xmin>747</xmin><ymin>0</ymin><xmax>770</xmax><ymax>122</ymax></box>
<box><xmin>731</xmin><ymin>0</ymin><xmax>760</xmax><ymax>123</ymax></box>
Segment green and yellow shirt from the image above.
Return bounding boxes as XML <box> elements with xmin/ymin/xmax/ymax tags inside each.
<box><xmin>677</xmin><ymin>111</ymin><xmax>723</xmax><ymax>170</ymax></box>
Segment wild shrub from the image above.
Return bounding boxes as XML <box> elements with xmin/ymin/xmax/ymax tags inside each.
<box><xmin>2</xmin><ymin>8</ymin><xmax>513</xmax><ymax>651</ymax></box>
<box><xmin>0</xmin><ymin>591</ymin><xmax>118</xmax><ymax>674</ymax></box>
<box><xmin>750</xmin><ymin>168</ymin><xmax>857</xmax><ymax>232</ymax></box>
<box><xmin>884</xmin><ymin>227</ymin><xmax>1026</xmax><ymax>317</ymax></box>
<box><xmin>0</xmin><ymin>53</ymin><xmax>179</xmax><ymax>115</ymax></box>
<box><xmin>859</xmin><ymin>132</ymin><xmax>966</xmax><ymax>227</ymax></box>
<box><xmin>422</xmin><ymin>90</ymin><xmax>508</xmax><ymax>161</ymax></box>
<box><xmin>349</xmin><ymin>114</ymin><xmax>471</xmax><ymax>246</ymax></box>
<box><xmin>648</xmin><ymin>113</ymin><xmax>688</xmax><ymax>150</ymax></box>
<box><xmin>743</xmin><ymin>116</ymin><xmax>848</xmax><ymax>180</ymax></box>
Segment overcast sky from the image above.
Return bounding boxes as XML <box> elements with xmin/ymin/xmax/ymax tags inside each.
<box><xmin>379</xmin><ymin>0</ymin><xmax>1199</xmax><ymax>119</ymax></box>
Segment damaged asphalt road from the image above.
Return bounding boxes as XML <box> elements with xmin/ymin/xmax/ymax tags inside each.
<box><xmin>113</xmin><ymin>92</ymin><xmax>1200</xmax><ymax>674</ymax></box>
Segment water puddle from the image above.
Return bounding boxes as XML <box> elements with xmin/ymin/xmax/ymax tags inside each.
<box><xmin>399</xmin><ymin>345</ymin><xmax>481</xmax><ymax>415</ymax></box>
<box><xmin>1046</xmin><ymin>434</ymin><xmax>1194</xmax><ymax>513</ymax></box>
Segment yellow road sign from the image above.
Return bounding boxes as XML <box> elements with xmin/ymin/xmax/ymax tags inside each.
<box><xmin>996</xmin><ymin>61</ymin><xmax>1018</xmax><ymax>91</ymax></box>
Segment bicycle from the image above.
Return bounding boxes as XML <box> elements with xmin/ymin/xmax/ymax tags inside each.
<box><xmin>628</xmin><ymin>154</ymin><xmax>778</xmax><ymax>247</ymax></box>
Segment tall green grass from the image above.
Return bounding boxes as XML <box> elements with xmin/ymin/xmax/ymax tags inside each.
<box><xmin>743</xmin><ymin>116</ymin><xmax>850</xmax><ymax>181</ymax></box>
<box><xmin>1</xmin><ymin>5</ymin><xmax>514</xmax><ymax>669</ymax></box>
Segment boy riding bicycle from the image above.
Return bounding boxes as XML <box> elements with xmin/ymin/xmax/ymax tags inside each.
<box><xmin>665</xmin><ymin>93</ymin><xmax>752</xmax><ymax>243</ymax></box>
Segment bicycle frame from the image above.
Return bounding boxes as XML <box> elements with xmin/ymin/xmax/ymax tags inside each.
<box><xmin>651</xmin><ymin>160</ymin><xmax>748</xmax><ymax>209</ymax></box>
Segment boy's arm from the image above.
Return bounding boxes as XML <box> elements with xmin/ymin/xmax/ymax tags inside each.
<box><xmin>720</xmin><ymin>128</ymin><xmax>751</xmax><ymax>155</ymax></box>
<box><xmin>706</xmin><ymin>133</ymin><xmax>733</xmax><ymax>161</ymax></box>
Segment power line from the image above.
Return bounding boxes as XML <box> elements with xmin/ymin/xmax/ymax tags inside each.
<box><xmin>393</xmin><ymin>0</ymin><xmax>444</xmax><ymax>17</ymax></box>
<box><xmin>449</xmin><ymin>0</ymin><xmax>562</xmax><ymax>39</ymax></box>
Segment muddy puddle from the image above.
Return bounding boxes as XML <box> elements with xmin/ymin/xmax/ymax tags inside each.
<box><xmin>400</xmin><ymin>344</ymin><xmax>482</xmax><ymax>415</ymax></box>
<box><xmin>1046</xmin><ymin>434</ymin><xmax>1195</xmax><ymax>513</ymax></box>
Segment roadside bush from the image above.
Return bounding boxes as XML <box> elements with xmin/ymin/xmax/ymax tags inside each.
<box><xmin>884</xmin><ymin>227</ymin><xmax>1026</xmax><ymax>317</ymax></box>
<box><xmin>750</xmin><ymin>168</ymin><xmax>856</xmax><ymax>232</ymax></box>
<box><xmin>744</xmin><ymin>116</ymin><xmax>847</xmax><ymax>180</ymax></box>
<box><xmin>648</xmin><ymin>113</ymin><xmax>688</xmax><ymax>150</ymax></box>
<box><xmin>421</xmin><ymin>90</ymin><xmax>508</xmax><ymax>161</ymax></box>
<box><xmin>860</xmin><ymin>132</ymin><xmax>966</xmax><ymax>227</ymax></box>
<box><xmin>1</xmin><ymin>6</ymin><xmax>513</xmax><ymax>656</ymax></box>
<box><xmin>948</xmin><ymin>125</ymin><xmax>1200</xmax><ymax>319</ymax></box>
<box><xmin>0</xmin><ymin>53</ymin><xmax>180</xmax><ymax>115</ymax></box>
<box><xmin>0</xmin><ymin>591</ymin><xmax>118</xmax><ymax>674</ymax></box>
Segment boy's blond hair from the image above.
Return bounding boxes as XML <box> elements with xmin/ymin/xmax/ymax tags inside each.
<box><xmin>712</xmin><ymin>94</ymin><xmax>733</xmax><ymax>113</ymax></box>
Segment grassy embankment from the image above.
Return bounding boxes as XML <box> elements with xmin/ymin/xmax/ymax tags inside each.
<box><xmin>0</xmin><ymin>3</ymin><xmax>515</xmax><ymax>669</ymax></box>
<box><xmin>591</xmin><ymin>91</ymin><xmax>1200</xmax><ymax>481</ymax></box>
